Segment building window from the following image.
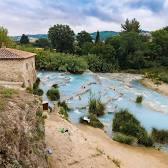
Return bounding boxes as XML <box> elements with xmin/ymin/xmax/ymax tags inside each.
<box><xmin>26</xmin><ymin>63</ymin><xmax>29</xmax><ymax>70</ymax></box>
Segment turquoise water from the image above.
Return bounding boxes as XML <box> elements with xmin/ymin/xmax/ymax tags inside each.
<box><xmin>38</xmin><ymin>71</ymin><xmax>168</xmax><ymax>136</ymax></box>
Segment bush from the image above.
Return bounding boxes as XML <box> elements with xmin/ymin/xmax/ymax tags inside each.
<box><xmin>32</xmin><ymin>78</ymin><xmax>44</xmax><ymax>96</ymax></box>
<box><xmin>58</xmin><ymin>101</ymin><xmax>69</xmax><ymax>111</ymax></box>
<box><xmin>136</xmin><ymin>95</ymin><xmax>143</xmax><ymax>104</ymax></box>
<box><xmin>80</xmin><ymin>114</ymin><xmax>104</xmax><ymax>129</ymax></box>
<box><xmin>33</xmin><ymin>88</ymin><xmax>44</xmax><ymax>96</ymax></box>
<box><xmin>112</xmin><ymin>109</ymin><xmax>154</xmax><ymax>147</ymax></box>
<box><xmin>112</xmin><ymin>109</ymin><xmax>143</xmax><ymax>138</ymax></box>
<box><xmin>33</xmin><ymin>78</ymin><xmax>40</xmax><ymax>89</ymax></box>
<box><xmin>52</xmin><ymin>84</ymin><xmax>58</xmax><ymax>88</ymax></box>
<box><xmin>88</xmin><ymin>97</ymin><xmax>105</xmax><ymax>116</ymax></box>
<box><xmin>47</xmin><ymin>88</ymin><xmax>60</xmax><ymax>101</ymax></box>
<box><xmin>138</xmin><ymin>134</ymin><xmax>154</xmax><ymax>147</ymax></box>
<box><xmin>59</xmin><ymin>107</ymin><xmax>69</xmax><ymax>120</ymax></box>
<box><xmin>152</xmin><ymin>128</ymin><xmax>168</xmax><ymax>144</ymax></box>
<box><xmin>113</xmin><ymin>133</ymin><xmax>135</xmax><ymax>145</ymax></box>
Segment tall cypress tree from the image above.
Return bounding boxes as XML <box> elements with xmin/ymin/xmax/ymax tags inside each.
<box><xmin>20</xmin><ymin>34</ymin><xmax>29</xmax><ymax>44</ymax></box>
<box><xmin>95</xmin><ymin>31</ymin><xmax>100</xmax><ymax>44</ymax></box>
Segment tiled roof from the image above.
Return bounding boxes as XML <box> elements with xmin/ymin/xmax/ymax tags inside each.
<box><xmin>0</xmin><ymin>48</ymin><xmax>36</xmax><ymax>59</ymax></box>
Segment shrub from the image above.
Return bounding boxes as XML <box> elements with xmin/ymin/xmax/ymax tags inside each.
<box><xmin>113</xmin><ymin>133</ymin><xmax>135</xmax><ymax>145</ymax></box>
<box><xmin>59</xmin><ymin>107</ymin><xmax>69</xmax><ymax>120</ymax></box>
<box><xmin>47</xmin><ymin>88</ymin><xmax>60</xmax><ymax>101</ymax></box>
<box><xmin>52</xmin><ymin>84</ymin><xmax>58</xmax><ymax>88</ymax></box>
<box><xmin>32</xmin><ymin>78</ymin><xmax>44</xmax><ymax>96</ymax></box>
<box><xmin>112</xmin><ymin>109</ymin><xmax>154</xmax><ymax>146</ymax></box>
<box><xmin>112</xmin><ymin>109</ymin><xmax>143</xmax><ymax>138</ymax></box>
<box><xmin>33</xmin><ymin>78</ymin><xmax>40</xmax><ymax>89</ymax></box>
<box><xmin>33</xmin><ymin>88</ymin><xmax>44</xmax><ymax>96</ymax></box>
<box><xmin>136</xmin><ymin>95</ymin><xmax>143</xmax><ymax>104</ymax></box>
<box><xmin>0</xmin><ymin>87</ymin><xmax>15</xmax><ymax>98</ymax></box>
<box><xmin>88</xmin><ymin>97</ymin><xmax>105</xmax><ymax>116</ymax></box>
<box><xmin>58</xmin><ymin>101</ymin><xmax>69</xmax><ymax>111</ymax></box>
<box><xmin>80</xmin><ymin>114</ymin><xmax>104</xmax><ymax>129</ymax></box>
<box><xmin>152</xmin><ymin>128</ymin><xmax>168</xmax><ymax>144</ymax></box>
<box><xmin>138</xmin><ymin>134</ymin><xmax>154</xmax><ymax>147</ymax></box>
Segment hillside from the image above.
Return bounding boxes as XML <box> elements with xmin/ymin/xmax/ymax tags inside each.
<box><xmin>91</xmin><ymin>31</ymin><xmax>119</xmax><ymax>41</ymax></box>
<box><xmin>0</xmin><ymin>87</ymin><xmax>48</xmax><ymax>168</ymax></box>
<box><xmin>11</xmin><ymin>31</ymin><xmax>119</xmax><ymax>42</ymax></box>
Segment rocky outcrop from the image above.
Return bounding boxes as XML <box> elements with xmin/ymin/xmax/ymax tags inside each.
<box><xmin>0</xmin><ymin>88</ymin><xmax>48</xmax><ymax>168</ymax></box>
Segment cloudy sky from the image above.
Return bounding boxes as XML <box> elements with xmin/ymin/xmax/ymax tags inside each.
<box><xmin>0</xmin><ymin>0</ymin><xmax>168</xmax><ymax>35</ymax></box>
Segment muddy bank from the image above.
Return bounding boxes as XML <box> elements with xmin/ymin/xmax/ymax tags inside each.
<box><xmin>141</xmin><ymin>78</ymin><xmax>168</xmax><ymax>96</ymax></box>
<box><xmin>45</xmin><ymin>110</ymin><xmax>168</xmax><ymax>168</ymax></box>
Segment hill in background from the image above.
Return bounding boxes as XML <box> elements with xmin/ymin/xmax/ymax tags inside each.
<box><xmin>11</xmin><ymin>31</ymin><xmax>119</xmax><ymax>42</ymax></box>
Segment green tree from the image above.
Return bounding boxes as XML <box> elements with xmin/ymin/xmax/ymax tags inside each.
<box><xmin>48</xmin><ymin>24</ymin><xmax>75</xmax><ymax>53</ymax></box>
<box><xmin>117</xmin><ymin>32</ymin><xmax>145</xmax><ymax>69</ymax></box>
<box><xmin>81</xmin><ymin>42</ymin><xmax>93</xmax><ymax>55</ymax></box>
<box><xmin>121</xmin><ymin>18</ymin><xmax>141</xmax><ymax>33</ymax></box>
<box><xmin>95</xmin><ymin>31</ymin><xmax>100</xmax><ymax>43</ymax></box>
<box><xmin>20</xmin><ymin>34</ymin><xmax>29</xmax><ymax>44</ymax></box>
<box><xmin>76</xmin><ymin>31</ymin><xmax>92</xmax><ymax>47</ymax></box>
<box><xmin>34</xmin><ymin>38</ymin><xmax>50</xmax><ymax>48</ymax></box>
<box><xmin>151</xmin><ymin>29</ymin><xmax>168</xmax><ymax>59</ymax></box>
<box><xmin>0</xmin><ymin>26</ymin><xmax>11</xmax><ymax>47</ymax></box>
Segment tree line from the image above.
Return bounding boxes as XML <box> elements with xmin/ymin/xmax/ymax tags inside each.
<box><xmin>1</xmin><ymin>18</ymin><xmax>168</xmax><ymax>74</ymax></box>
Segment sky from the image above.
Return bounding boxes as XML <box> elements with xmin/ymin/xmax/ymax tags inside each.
<box><xmin>0</xmin><ymin>0</ymin><xmax>168</xmax><ymax>35</ymax></box>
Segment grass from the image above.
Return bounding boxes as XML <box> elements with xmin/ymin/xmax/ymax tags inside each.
<box><xmin>112</xmin><ymin>158</ymin><xmax>121</xmax><ymax>168</ymax></box>
<box><xmin>112</xmin><ymin>109</ymin><xmax>154</xmax><ymax>147</ymax></box>
<box><xmin>80</xmin><ymin>114</ymin><xmax>104</xmax><ymax>129</ymax></box>
<box><xmin>88</xmin><ymin>96</ymin><xmax>105</xmax><ymax>116</ymax></box>
<box><xmin>113</xmin><ymin>133</ymin><xmax>135</xmax><ymax>145</ymax></box>
<box><xmin>0</xmin><ymin>87</ymin><xmax>16</xmax><ymax>98</ymax></box>
<box><xmin>136</xmin><ymin>95</ymin><xmax>143</xmax><ymax>104</ymax></box>
<box><xmin>152</xmin><ymin>128</ymin><xmax>168</xmax><ymax>144</ymax></box>
<box><xmin>0</xmin><ymin>87</ymin><xmax>17</xmax><ymax>111</ymax></box>
<box><xmin>59</xmin><ymin>107</ymin><xmax>69</xmax><ymax>120</ymax></box>
<box><xmin>47</xmin><ymin>87</ymin><xmax>60</xmax><ymax>101</ymax></box>
<box><xmin>142</xmin><ymin>67</ymin><xmax>168</xmax><ymax>84</ymax></box>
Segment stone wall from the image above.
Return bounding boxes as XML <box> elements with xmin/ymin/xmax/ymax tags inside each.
<box><xmin>0</xmin><ymin>57</ymin><xmax>36</xmax><ymax>87</ymax></box>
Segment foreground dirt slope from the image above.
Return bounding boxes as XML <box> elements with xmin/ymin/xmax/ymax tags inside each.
<box><xmin>0</xmin><ymin>88</ymin><xmax>48</xmax><ymax>168</ymax></box>
<box><xmin>45</xmin><ymin>111</ymin><xmax>168</xmax><ymax>168</ymax></box>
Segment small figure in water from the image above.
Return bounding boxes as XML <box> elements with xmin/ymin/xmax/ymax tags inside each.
<box><xmin>79</xmin><ymin>96</ymin><xmax>81</xmax><ymax>100</ymax></box>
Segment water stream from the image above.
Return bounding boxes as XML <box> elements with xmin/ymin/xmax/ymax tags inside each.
<box><xmin>38</xmin><ymin>71</ymin><xmax>168</xmax><ymax>150</ymax></box>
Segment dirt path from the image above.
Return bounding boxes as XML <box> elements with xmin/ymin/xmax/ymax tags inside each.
<box><xmin>45</xmin><ymin>111</ymin><xmax>168</xmax><ymax>168</ymax></box>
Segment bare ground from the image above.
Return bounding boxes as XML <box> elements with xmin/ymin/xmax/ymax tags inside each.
<box><xmin>45</xmin><ymin>111</ymin><xmax>168</xmax><ymax>168</ymax></box>
<box><xmin>141</xmin><ymin>78</ymin><xmax>168</xmax><ymax>96</ymax></box>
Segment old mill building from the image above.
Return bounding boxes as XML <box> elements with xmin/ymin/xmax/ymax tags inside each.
<box><xmin>0</xmin><ymin>47</ymin><xmax>36</xmax><ymax>88</ymax></box>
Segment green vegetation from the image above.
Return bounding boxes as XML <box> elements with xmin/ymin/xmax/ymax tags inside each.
<box><xmin>152</xmin><ymin>128</ymin><xmax>168</xmax><ymax>144</ymax></box>
<box><xmin>0</xmin><ymin>87</ymin><xmax>16</xmax><ymax>111</ymax></box>
<box><xmin>136</xmin><ymin>95</ymin><xmax>143</xmax><ymax>104</ymax></box>
<box><xmin>0</xmin><ymin>26</ymin><xmax>11</xmax><ymax>47</ymax></box>
<box><xmin>35</xmin><ymin>50</ymin><xmax>88</xmax><ymax>73</ymax></box>
<box><xmin>33</xmin><ymin>78</ymin><xmax>44</xmax><ymax>96</ymax></box>
<box><xmin>2</xmin><ymin>18</ymin><xmax>168</xmax><ymax>78</ymax></box>
<box><xmin>80</xmin><ymin>114</ymin><xmax>104</xmax><ymax>128</ymax></box>
<box><xmin>48</xmin><ymin>24</ymin><xmax>75</xmax><ymax>53</ymax></box>
<box><xmin>47</xmin><ymin>87</ymin><xmax>60</xmax><ymax>101</ymax></box>
<box><xmin>142</xmin><ymin>67</ymin><xmax>168</xmax><ymax>84</ymax></box>
<box><xmin>59</xmin><ymin>107</ymin><xmax>69</xmax><ymax>120</ymax></box>
<box><xmin>88</xmin><ymin>96</ymin><xmax>105</xmax><ymax>116</ymax></box>
<box><xmin>20</xmin><ymin>34</ymin><xmax>29</xmax><ymax>44</ymax></box>
<box><xmin>112</xmin><ymin>109</ymin><xmax>154</xmax><ymax>147</ymax></box>
<box><xmin>58</xmin><ymin>101</ymin><xmax>69</xmax><ymax>112</ymax></box>
<box><xmin>3</xmin><ymin>18</ymin><xmax>167</xmax><ymax>78</ymax></box>
<box><xmin>112</xmin><ymin>133</ymin><xmax>135</xmax><ymax>145</ymax></box>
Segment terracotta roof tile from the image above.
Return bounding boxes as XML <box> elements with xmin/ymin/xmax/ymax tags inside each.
<box><xmin>0</xmin><ymin>48</ymin><xmax>36</xmax><ymax>59</ymax></box>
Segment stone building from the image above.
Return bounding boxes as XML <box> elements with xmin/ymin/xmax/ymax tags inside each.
<box><xmin>0</xmin><ymin>47</ymin><xmax>36</xmax><ymax>88</ymax></box>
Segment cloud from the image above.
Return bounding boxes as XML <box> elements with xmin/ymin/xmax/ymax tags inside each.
<box><xmin>0</xmin><ymin>0</ymin><xmax>168</xmax><ymax>35</ymax></box>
